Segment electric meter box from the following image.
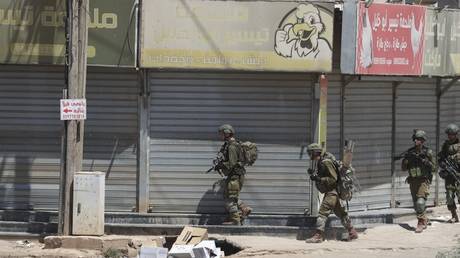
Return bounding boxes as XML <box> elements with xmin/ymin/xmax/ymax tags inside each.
<box><xmin>72</xmin><ymin>171</ymin><xmax>105</xmax><ymax>236</ymax></box>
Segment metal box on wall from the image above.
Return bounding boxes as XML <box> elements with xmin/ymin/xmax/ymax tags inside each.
<box><xmin>72</xmin><ymin>171</ymin><xmax>105</xmax><ymax>236</ymax></box>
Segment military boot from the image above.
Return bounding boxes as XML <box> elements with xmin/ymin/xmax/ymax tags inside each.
<box><xmin>305</xmin><ymin>230</ymin><xmax>324</xmax><ymax>243</ymax></box>
<box><xmin>422</xmin><ymin>218</ymin><xmax>429</xmax><ymax>229</ymax></box>
<box><xmin>448</xmin><ymin>210</ymin><xmax>459</xmax><ymax>223</ymax></box>
<box><xmin>240</xmin><ymin>204</ymin><xmax>253</xmax><ymax>218</ymax></box>
<box><xmin>346</xmin><ymin>227</ymin><xmax>358</xmax><ymax>241</ymax></box>
<box><xmin>222</xmin><ymin>213</ymin><xmax>241</xmax><ymax>226</ymax></box>
<box><xmin>415</xmin><ymin>218</ymin><xmax>425</xmax><ymax>233</ymax></box>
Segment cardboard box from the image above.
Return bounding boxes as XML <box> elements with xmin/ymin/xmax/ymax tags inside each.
<box><xmin>138</xmin><ymin>246</ymin><xmax>168</xmax><ymax>258</ymax></box>
<box><xmin>168</xmin><ymin>244</ymin><xmax>195</xmax><ymax>258</ymax></box>
<box><xmin>174</xmin><ymin>226</ymin><xmax>208</xmax><ymax>246</ymax></box>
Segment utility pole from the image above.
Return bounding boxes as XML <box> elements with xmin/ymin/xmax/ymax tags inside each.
<box><xmin>58</xmin><ymin>0</ymin><xmax>89</xmax><ymax>235</ymax></box>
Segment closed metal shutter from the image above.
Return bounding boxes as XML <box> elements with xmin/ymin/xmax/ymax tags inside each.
<box><xmin>83</xmin><ymin>68</ymin><xmax>138</xmax><ymax>211</ymax></box>
<box><xmin>343</xmin><ymin>80</ymin><xmax>393</xmax><ymax>210</ymax></box>
<box><xmin>0</xmin><ymin>65</ymin><xmax>62</xmax><ymax>210</ymax></box>
<box><xmin>394</xmin><ymin>80</ymin><xmax>437</xmax><ymax>207</ymax></box>
<box><xmin>0</xmin><ymin>65</ymin><xmax>138</xmax><ymax>211</ymax></box>
<box><xmin>149</xmin><ymin>71</ymin><xmax>312</xmax><ymax>214</ymax></box>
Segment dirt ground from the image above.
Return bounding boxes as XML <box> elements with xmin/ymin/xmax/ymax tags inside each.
<box><xmin>225</xmin><ymin>206</ymin><xmax>460</xmax><ymax>258</ymax></box>
<box><xmin>0</xmin><ymin>206</ymin><xmax>460</xmax><ymax>258</ymax></box>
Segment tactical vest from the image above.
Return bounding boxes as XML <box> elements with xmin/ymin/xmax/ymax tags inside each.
<box><xmin>406</xmin><ymin>147</ymin><xmax>431</xmax><ymax>178</ymax></box>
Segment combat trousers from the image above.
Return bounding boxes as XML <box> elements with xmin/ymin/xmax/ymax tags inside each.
<box><xmin>224</xmin><ymin>174</ymin><xmax>246</xmax><ymax>223</ymax></box>
<box><xmin>445</xmin><ymin>177</ymin><xmax>460</xmax><ymax>211</ymax></box>
<box><xmin>408</xmin><ymin>177</ymin><xmax>430</xmax><ymax>220</ymax></box>
<box><xmin>316</xmin><ymin>191</ymin><xmax>351</xmax><ymax>232</ymax></box>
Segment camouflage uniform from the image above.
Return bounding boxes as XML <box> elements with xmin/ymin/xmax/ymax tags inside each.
<box><xmin>305</xmin><ymin>143</ymin><xmax>358</xmax><ymax>243</ymax></box>
<box><xmin>438</xmin><ymin>124</ymin><xmax>460</xmax><ymax>222</ymax></box>
<box><xmin>218</xmin><ymin>124</ymin><xmax>252</xmax><ymax>225</ymax></box>
<box><xmin>401</xmin><ymin>129</ymin><xmax>435</xmax><ymax>233</ymax></box>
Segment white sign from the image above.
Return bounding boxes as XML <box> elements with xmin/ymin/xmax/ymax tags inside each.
<box><xmin>60</xmin><ymin>99</ymin><xmax>87</xmax><ymax>120</ymax></box>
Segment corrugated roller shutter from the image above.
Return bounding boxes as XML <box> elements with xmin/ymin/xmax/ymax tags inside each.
<box><xmin>440</xmin><ymin>82</ymin><xmax>460</xmax><ymax>205</ymax></box>
<box><xmin>0</xmin><ymin>65</ymin><xmax>62</xmax><ymax>210</ymax></box>
<box><xmin>395</xmin><ymin>80</ymin><xmax>437</xmax><ymax>207</ymax></box>
<box><xmin>83</xmin><ymin>68</ymin><xmax>138</xmax><ymax>211</ymax></box>
<box><xmin>149</xmin><ymin>71</ymin><xmax>312</xmax><ymax>214</ymax></box>
<box><xmin>0</xmin><ymin>65</ymin><xmax>138</xmax><ymax>211</ymax></box>
<box><xmin>344</xmin><ymin>80</ymin><xmax>393</xmax><ymax>210</ymax></box>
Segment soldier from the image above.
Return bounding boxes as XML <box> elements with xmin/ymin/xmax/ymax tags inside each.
<box><xmin>400</xmin><ymin>129</ymin><xmax>435</xmax><ymax>233</ymax></box>
<box><xmin>217</xmin><ymin>124</ymin><xmax>252</xmax><ymax>225</ymax></box>
<box><xmin>305</xmin><ymin>143</ymin><xmax>358</xmax><ymax>243</ymax></box>
<box><xmin>438</xmin><ymin>124</ymin><xmax>460</xmax><ymax>223</ymax></box>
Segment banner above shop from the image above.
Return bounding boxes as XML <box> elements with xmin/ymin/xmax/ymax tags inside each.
<box><xmin>140</xmin><ymin>0</ymin><xmax>334</xmax><ymax>72</ymax></box>
<box><xmin>355</xmin><ymin>2</ymin><xmax>426</xmax><ymax>76</ymax></box>
<box><xmin>0</xmin><ymin>0</ymin><xmax>136</xmax><ymax>67</ymax></box>
<box><xmin>447</xmin><ymin>10</ymin><xmax>460</xmax><ymax>75</ymax></box>
<box><xmin>422</xmin><ymin>8</ymin><xmax>448</xmax><ymax>76</ymax></box>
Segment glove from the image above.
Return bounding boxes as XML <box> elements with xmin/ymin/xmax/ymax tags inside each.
<box><xmin>439</xmin><ymin>169</ymin><xmax>448</xmax><ymax>179</ymax></box>
<box><xmin>307</xmin><ymin>168</ymin><xmax>313</xmax><ymax>174</ymax></box>
<box><xmin>214</xmin><ymin>163</ymin><xmax>224</xmax><ymax>171</ymax></box>
<box><xmin>310</xmin><ymin>174</ymin><xmax>320</xmax><ymax>182</ymax></box>
<box><xmin>421</xmin><ymin>159</ymin><xmax>432</xmax><ymax>167</ymax></box>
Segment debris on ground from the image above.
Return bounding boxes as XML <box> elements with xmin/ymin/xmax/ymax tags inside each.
<box><xmin>15</xmin><ymin>240</ymin><xmax>33</xmax><ymax>248</ymax></box>
<box><xmin>168</xmin><ymin>226</ymin><xmax>224</xmax><ymax>258</ymax></box>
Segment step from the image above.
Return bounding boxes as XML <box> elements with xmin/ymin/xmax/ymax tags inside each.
<box><xmin>0</xmin><ymin>221</ymin><xmax>56</xmax><ymax>234</ymax></box>
<box><xmin>104</xmin><ymin>223</ymin><xmax>372</xmax><ymax>241</ymax></box>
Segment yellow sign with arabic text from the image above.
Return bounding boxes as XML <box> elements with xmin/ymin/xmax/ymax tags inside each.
<box><xmin>141</xmin><ymin>0</ymin><xmax>334</xmax><ymax>72</ymax></box>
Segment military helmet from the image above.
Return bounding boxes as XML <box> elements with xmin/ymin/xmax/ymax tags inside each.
<box><xmin>445</xmin><ymin>124</ymin><xmax>459</xmax><ymax>135</ymax></box>
<box><xmin>218</xmin><ymin>124</ymin><xmax>235</xmax><ymax>135</ymax></box>
<box><xmin>412</xmin><ymin>129</ymin><xmax>427</xmax><ymax>141</ymax></box>
<box><xmin>307</xmin><ymin>143</ymin><xmax>322</xmax><ymax>154</ymax></box>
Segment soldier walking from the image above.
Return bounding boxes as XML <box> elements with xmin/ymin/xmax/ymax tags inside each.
<box><xmin>400</xmin><ymin>129</ymin><xmax>435</xmax><ymax>233</ymax></box>
<box><xmin>305</xmin><ymin>143</ymin><xmax>358</xmax><ymax>243</ymax></box>
<box><xmin>216</xmin><ymin>124</ymin><xmax>252</xmax><ymax>225</ymax></box>
<box><xmin>438</xmin><ymin>124</ymin><xmax>460</xmax><ymax>223</ymax></box>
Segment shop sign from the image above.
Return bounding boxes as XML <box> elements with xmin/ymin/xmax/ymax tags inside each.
<box><xmin>447</xmin><ymin>10</ymin><xmax>460</xmax><ymax>75</ymax></box>
<box><xmin>140</xmin><ymin>0</ymin><xmax>335</xmax><ymax>72</ymax></box>
<box><xmin>355</xmin><ymin>2</ymin><xmax>426</xmax><ymax>75</ymax></box>
<box><xmin>0</xmin><ymin>0</ymin><xmax>136</xmax><ymax>67</ymax></box>
<box><xmin>422</xmin><ymin>8</ymin><xmax>448</xmax><ymax>76</ymax></box>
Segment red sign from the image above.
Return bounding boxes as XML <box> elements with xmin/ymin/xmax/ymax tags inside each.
<box><xmin>355</xmin><ymin>3</ymin><xmax>426</xmax><ymax>75</ymax></box>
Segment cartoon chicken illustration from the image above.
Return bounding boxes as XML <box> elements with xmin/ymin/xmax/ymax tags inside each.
<box><xmin>274</xmin><ymin>3</ymin><xmax>332</xmax><ymax>59</ymax></box>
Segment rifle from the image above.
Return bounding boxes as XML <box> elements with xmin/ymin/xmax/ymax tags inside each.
<box><xmin>440</xmin><ymin>157</ymin><xmax>460</xmax><ymax>183</ymax></box>
<box><xmin>393</xmin><ymin>150</ymin><xmax>427</xmax><ymax>162</ymax></box>
<box><xmin>206</xmin><ymin>151</ymin><xmax>225</xmax><ymax>177</ymax></box>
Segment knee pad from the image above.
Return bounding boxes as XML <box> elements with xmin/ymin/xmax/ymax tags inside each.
<box><xmin>316</xmin><ymin>215</ymin><xmax>327</xmax><ymax>232</ymax></box>
<box><xmin>415</xmin><ymin>198</ymin><xmax>426</xmax><ymax>214</ymax></box>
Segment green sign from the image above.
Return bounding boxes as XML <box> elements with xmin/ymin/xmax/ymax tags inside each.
<box><xmin>0</xmin><ymin>0</ymin><xmax>136</xmax><ymax>66</ymax></box>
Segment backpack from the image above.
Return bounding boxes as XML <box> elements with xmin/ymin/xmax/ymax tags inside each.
<box><xmin>239</xmin><ymin>141</ymin><xmax>258</xmax><ymax>166</ymax></box>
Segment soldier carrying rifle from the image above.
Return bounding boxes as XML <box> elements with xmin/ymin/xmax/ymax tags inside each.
<box><xmin>438</xmin><ymin>124</ymin><xmax>460</xmax><ymax>223</ymax></box>
<box><xmin>395</xmin><ymin>129</ymin><xmax>435</xmax><ymax>233</ymax></box>
<box><xmin>207</xmin><ymin>124</ymin><xmax>253</xmax><ymax>225</ymax></box>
